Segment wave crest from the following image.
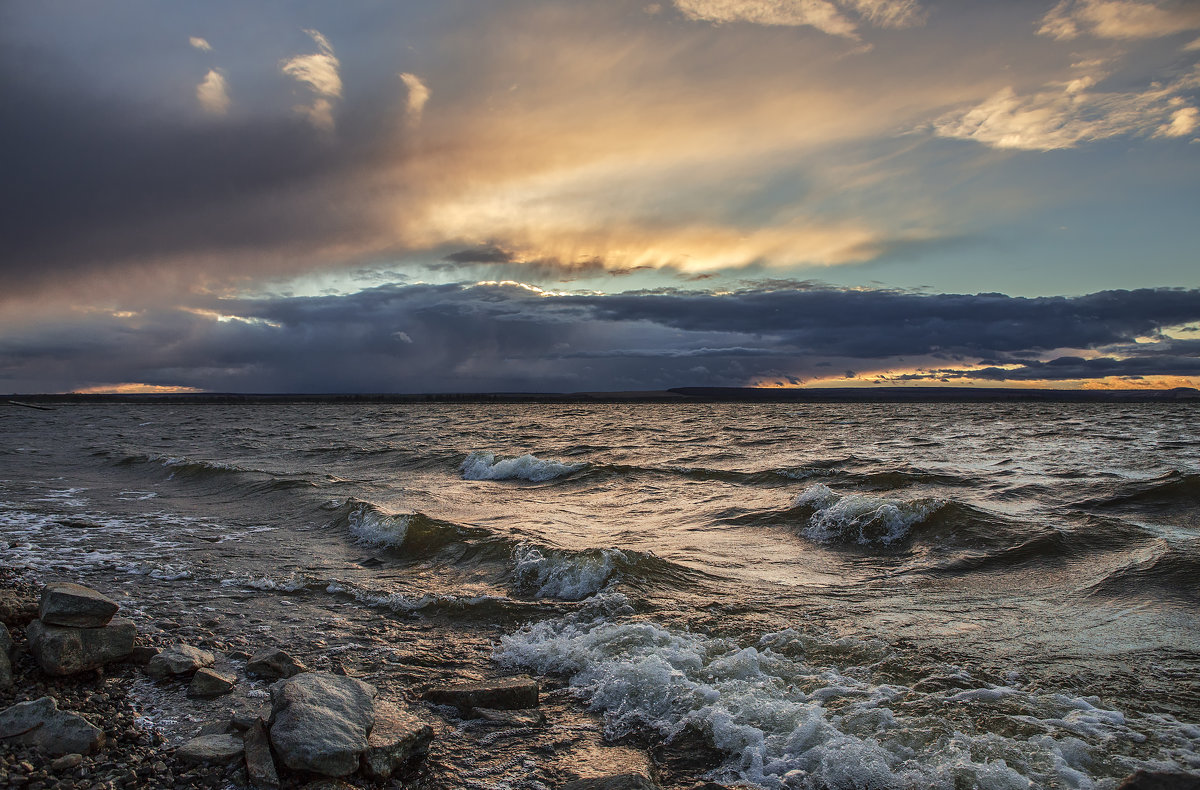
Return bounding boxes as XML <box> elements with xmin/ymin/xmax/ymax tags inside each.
<box><xmin>791</xmin><ymin>484</ymin><xmax>942</xmax><ymax>546</ymax></box>
<box><xmin>461</xmin><ymin>451</ymin><xmax>584</xmax><ymax>482</ymax></box>
<box><xmin>512</xmin><ymin>543</ymin><xmax>625</xmax><ymax>601</ymax></box>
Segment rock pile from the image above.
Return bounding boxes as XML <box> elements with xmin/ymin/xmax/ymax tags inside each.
<box><xmin>24</xmin><ymin>583</ymin><xmax>134</xmax><ymax>676</ymax></box>
<box><xmin>175</xmin><ymin>669</ymin><xmax>435</xmax><ymax>784</ymax></box>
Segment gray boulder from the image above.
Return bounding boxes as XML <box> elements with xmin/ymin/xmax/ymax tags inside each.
<box><xmin>145</xmin><ymin>644</ymin><xmax>215</xmax><ymax>679</ymax></box>
<box><xmin>425</xmin><ymin>675</ymin><xmax>539</xmax><ymax>714</ymax></box>
<box><xmin>188</xmin><ymin>668</ymin><xmax>236</xmax><ymax>698</ymax></box>
<box><xmin>269</xmin><ymin>672</ymin><xmax>377</xmax><ymax>777</ymax></box>
<box><xmin>246</xmin><ymin>648</ymin><xmax>306</xmax><ymax>680</ymax></box>
<box><xmin>26</xmin><ymin>618</ymin><xmax>135</xmax><ymax>676</ymax></box>
<box><xmin>243</xmin><ymin>719</ymin><xmax>280</xmax><ymax>790</ymax></box>
<box><xmin>0</xmin><ymin>621</ymin><xmax>12</xmax><ymax>657</ymax></box>
<box><xmin>359</xmin><ymin>700</ymin><xmax>434</xmax><ymax>780</ymax></box>
<box><xmin>38</xmin><ymin>583</ymin><xmax>119</xmax><ymax>628</ymax></box>
<box><xmin>0</xmin><ymin>696</ymin><xmax>104</xmax><ymax>755</ymax></box>
<box><xmin>176</xmin><ymin>733</ymin><xmax>245</xmax><ymax>765</ymax></box>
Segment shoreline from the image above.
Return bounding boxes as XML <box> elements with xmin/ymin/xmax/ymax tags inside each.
<box><xmin>0</xmin><ymin>566</ymin><xmax>711</xmax><ymax>790</ymax></box>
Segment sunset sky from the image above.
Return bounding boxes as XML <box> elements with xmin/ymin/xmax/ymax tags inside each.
<box><xmin>3</xmin><ymin>0</ymin><xmax>1200</xmax><ymax>393</ymax></box>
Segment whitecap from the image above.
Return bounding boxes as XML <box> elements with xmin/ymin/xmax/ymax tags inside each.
<box><xmin>460</xmin><ymin>451</ymin><xmax>583</xmax><ymax>482</ymax></box>
<box><xmin>512</xmin><ymin>543</ymin><xmax>624</xmax><ymax>601</ymax></box>
<box><xmin>792</xmin><ymin>483</ymin><xmax>939</xmax><ymax>546</ymax></box>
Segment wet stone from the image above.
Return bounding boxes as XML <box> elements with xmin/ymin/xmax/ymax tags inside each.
<box><xmin>425</xmin><ymin>674</ymin><xmax>539</xmax><ymax>714</ymax></box>
<box><xmin>269</xmin><ymin>672</ymin><xmax>376</xmax><ymax>777</ymax></box>
<box><xmin>243</xmin><ymin>719</ymin><xmax>280</xmax><ymax>790</ymax></box>
<box><xmin>26</xmin><ymin>618</ymin><xmax>136</xmax><ymax>676</ymax></box>
<box><xmin>128</xmin><ymin>645</ymin><xmax>160</xmax><ymax>665</ymax></box>
<box><xmin>145</xmin><ymin>644</ymin><xmax>215</xmax><ymax>679</ymax></box>
<box><xmin>49</xmin><ymin>754</ymin><xmax>83</xmax><ymax>772</ymax></box>
<box><xmin>359</xmin><ymin>700</ymin><xmax>433</xmax><ymax>780</ymax></box>
<box><xmin>188</xmin><ymin>668</ymin><xmax>236</xmax><ymax>698</ymax></box>
<box><xmin>176</xmin><ymin>734</ymin><xmax>245</xmax><ymax>765</ymax></box>
<box><xmin>246</xmin><ymin>648</ymin><xmax>306</xmax><ymax>680</ymax></box>
<box><xmin>0</xmin><ymin>697</ymin><xmax>105</xmax><ymax>756</ymax></box>
<box><xmin>473</xmin><ymin>706</ymin><xmax>546</xmax><ymax>727</ymax></box>
<box><xmin>38</xmin><ymin>583</ymin><xmax>119</xmax><ymax>628</ymax></box>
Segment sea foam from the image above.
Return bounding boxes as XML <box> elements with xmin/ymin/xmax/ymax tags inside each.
<box><xmin>461</xmin><ymin>451</ymin><xmax>583</xmax><ymax>482</ymax></box>
<box><xmin>792</xmin><ymin>483</ymin><xmax>940</xmax><ymax>546</ymax></box>
<box><xmin>498</xmin><ymin>614</ymin><xmax>1191</xmax><ymax>789</ymax></box>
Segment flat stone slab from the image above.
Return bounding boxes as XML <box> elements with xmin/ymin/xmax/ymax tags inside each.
<box><xmin>360</xmin><ymin>700</ymin><xmax>434</xmax><ymax>780</ymax></box>
<box><xmin>38</xmin><ymin>583</ymin><xmax>119</xmax><ymax>628</ymax></box>
<box><xmin>473</xmin><ymin>706</ymin><xmax>546</xmax><ymax>726</ymax></box>
<box><xmin>425</xmin><ymin>675</ymin><xmax>539</xmax><ymax>713</ymax></box>
<box><xmin>146</xmin><ymin>644</ymin><xmax>216</xmax><ymax>679</ymax></box>
<box><xmin>0</xmin><ymin>696</ymin><xmax>104</xmax><ymax>756</ymax></box>
<box><xmin>247</xmin><ymin>648</ymin><xmax>306</xmax><ymax>680</ymax></box>
<box><xmin>189</xmin><ymin>667</ymin><xmax>236</xmax><ymax>698</ymax></box>
<box><xmin>176</xmin><ymin>733</ymin><xmax>245</xmax><ymax>765</ymax></box>
<box><xmin>269</xmin><ymin>672</ymin><xmax>377</xmax><ymax>777</ymax></box>
<box><xmin>27</xmin><ymin>618</ymin><xmax>136</xmax><ymax>676</ymax></box>
<box><xmin>562</xmin><ymin>774</ymin><xmax>659</xmax><ymax>790</ymax></box>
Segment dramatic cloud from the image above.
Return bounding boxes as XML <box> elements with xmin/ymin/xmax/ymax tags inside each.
<box><xmin>189</xmin><ymin>36</ymin><xmax>212</xmax><ymax>51</ymax></box>
<box><xmin>196</xmin><ymin>69</ymin><xmax>230</xmax><ymax>115</ymax></box>
<box><xmin>3</xmin><ymin>284</ymin><xmax>1199</xmax><ymax>393</ymax></box>
<box><xmin>0</xmin><ymin>1</ymin><xmax>1197</xmax><ymax>323</ymax></box>
<box><xmin>1039</xmin><ymin>0</ymin><xmax>1200</xmax><ymax>41</ymax></box>
<box><xmin>673</xmin><ymin>0</ymin><xmax>922</xmax><ymax>38</ymax></box>
<box><xmin>282</xmin><ymin>29</ymin><xmax>341</xmax><ymax>132</ymax></box>
<box><xmin>933</xmin><ymin>67</ymin><xmax>1200</xmax><ymax>150</ymax></box>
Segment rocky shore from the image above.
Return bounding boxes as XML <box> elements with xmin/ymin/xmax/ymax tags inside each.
<box><xmin>0</xmin><ymin>567</ymin><xmax>720</xmax><ymax>790</ymax></box>
<box><xmin>3</xmin><ymin>567</ymin><xmax>1195</xmax><ymax>790</ymax></box>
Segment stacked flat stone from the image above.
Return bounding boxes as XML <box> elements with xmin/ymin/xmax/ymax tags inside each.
<box><xmin>25</xmin><ymin>583</ymin><xmax>135</xmax><ymax>676</ymax></box>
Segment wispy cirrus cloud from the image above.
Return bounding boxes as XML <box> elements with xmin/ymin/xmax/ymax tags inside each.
<box><xmin>1039</xmin><ymin>0</ymin><xmax>1200</xmax><ymax>41</ymax></box>
<box><xmin>932</xmin><ymin>65</ymin><xmax>1200</xmax><ymax>150</ymax></box>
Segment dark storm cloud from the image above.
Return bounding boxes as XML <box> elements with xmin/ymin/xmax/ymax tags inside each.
<box><xmin>0</xmin><ymin>54</ymin><xmax>387</xmax><ymax>294</ymax></box>
<box><xmin>3</xmin><ymin>283</ymin><xmax>1199</xmax><ymax>392</ymax></box>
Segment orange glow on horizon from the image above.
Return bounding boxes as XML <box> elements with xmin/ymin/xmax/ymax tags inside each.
<box><xmin>71</xmin><ymin>383</ymin><xmax>206</xmax><ymax>395</ymax></box>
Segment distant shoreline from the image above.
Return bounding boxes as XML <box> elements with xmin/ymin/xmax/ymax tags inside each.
<box><xmin>7</xmin><ymin>386</ymin><xmax>1200</xmax><ymax>405</ymax></box>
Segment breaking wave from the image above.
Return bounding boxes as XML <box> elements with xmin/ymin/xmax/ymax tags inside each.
<box><xmin>327</xmin><ymin>498</ymin><xmax>489</xmax><ymax>552</ymax></box>
<box><xmin>789</xmin><ymin>484</ymin><xmax>944</xmax><ymax>547</ymax></box>
<box><xmin>498</xmin><ymin>615</ymin><xmax>1200</xmax><ymax>790</ymax></box>
<box><xmin>511</xmin><ymin>543</ymin><xmax>627</xmax><ymax>601</ymax></box>
<box><xmin>460</xmin><ymin>451</ymin><xmax>584</xmax><ymax>482</ymax></box>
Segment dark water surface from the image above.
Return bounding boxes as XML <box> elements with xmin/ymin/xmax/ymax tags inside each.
<box><xmin>2</xmin><ymin>402</ymin><xmax>1198</xmax><ymax>788</ymax></box>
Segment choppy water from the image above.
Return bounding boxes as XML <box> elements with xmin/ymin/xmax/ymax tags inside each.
<box><xmin>2</xmin><ymin>402</ymin><xmax>1199</xmax><ymax>788</ymax></box>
